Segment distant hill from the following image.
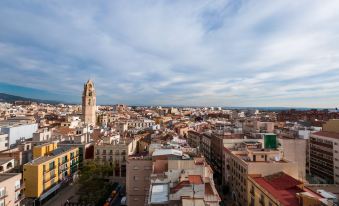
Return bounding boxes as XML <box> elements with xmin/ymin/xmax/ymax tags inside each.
<box><xmin>0</xmin><ymin>93</ymin><xmax>61</xmax><ymax>104</ymax></box>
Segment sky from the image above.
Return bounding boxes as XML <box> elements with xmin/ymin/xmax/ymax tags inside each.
<box><xmin>1</xmin><ymin>0</ymin><xmax>339</xmax><ymax>107</ymax></box>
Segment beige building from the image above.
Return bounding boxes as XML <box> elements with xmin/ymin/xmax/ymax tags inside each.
<box><xmin>224</xmin><ymin>142</ymin><xmax>299</xmax><ymax>206</ymax></box>
<box><xmin>147</xmin><ymin>149</ymin><xmax>221</xmax><ymax>206</ymax></box>
<box><xmin>278</xmin><ymin>137</ymin><xmax>307</xmax><ymax>181</ymax></box>
<box><xmin>126</xmin><ymin>156</ymin><xmax>153</xmax><ymax>206</ymax></box>
<box><xmin>82</xmin><ymin>80</ymin><xmax>96</xmax><ymax>126</ymax></box>
<box><xmin>0</xmin><ymin>158</ymin><xmax>14</xmax><ymax>173</ymax></box>
<box><xmin>0</xmin><ymin>173</ymin><xmax>24</xmax><ymax>206</ymax></box>
<box><xmin>323</xmin><ymin>119</ymin><xmax>339</xmax><ymax>133</ymax></box>
<box><xmin>95</xmin><ymin>140</ymin><xmax>128</xmax><ymax>182</ymax></box>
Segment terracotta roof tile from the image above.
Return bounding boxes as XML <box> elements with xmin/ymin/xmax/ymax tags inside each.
<box><xmin>188</xmin><ymin>175</ymin><xmax>203</xmax><ymax>185</ymax></box>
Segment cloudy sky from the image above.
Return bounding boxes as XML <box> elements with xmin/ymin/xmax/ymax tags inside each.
<box><xmin>1</xmin><ymin>0</ymin><xmax>339</xmax><ymax>107</ymax></box>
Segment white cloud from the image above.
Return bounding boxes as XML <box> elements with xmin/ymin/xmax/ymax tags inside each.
<box><xmin>0</xmin><ymin>0</ymin><xmax>339</xmax><ymax>107</ymax></box>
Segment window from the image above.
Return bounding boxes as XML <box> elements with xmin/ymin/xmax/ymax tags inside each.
<box><xmin>15</xmin><ymin>180</ymin><xmax>20</xmax><ymax>190</ymax></box>
<box><xmin>144</xmin><ymin>166</ymin><xmax>151</xmax><ymax>170</ymax></box>
<box><xmin>0</xmin><ymin>199</ymin><xmax>4</xmax><ymax>206</ymax></box>
<box><xmin>15</xmin><ymin>191</ymin><xmax>20</xmax><ymax>201</ymax></box>
<box><xmin>0</xmin><ymin>188</ymin><xmax>5</xmax><ymax>198</ymax></box>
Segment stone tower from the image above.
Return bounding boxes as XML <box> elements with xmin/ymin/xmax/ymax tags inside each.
<box><xmin>82</xmin><ymin>80</ymin><xmax>96</xmax><ymax>126</ymax></box>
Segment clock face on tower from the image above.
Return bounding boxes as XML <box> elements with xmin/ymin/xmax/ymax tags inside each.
<box><xmin>82</xmin><ymin>80</ymin><xmax>96</xmax><ymax>126</ymax></box>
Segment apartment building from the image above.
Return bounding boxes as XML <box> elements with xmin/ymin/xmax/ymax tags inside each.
<box><xmin>187</xmin><ymin>130</ymin><xmax>201</xmax><ymax>150</ymax></box>
<box><xmin>94</xmin><ymin>141</ymin><xmax>128</xmax><ymax>181</ymax></box>
<box><xmin>224</xmin><ymin>142</ymin><xmax>299</xmax><ymax>206</ymax></box>
<box><xmin>243</xmin><ymin>119</ymin><xmax>274</xmax><ymax>134</ymax></box>
<box><xmin>23</xmin><ymin>146</ymin><xmax>79</xmax><ymax>200</ymax></box>
<box><xmin>0</xmin><ymin>133</ymin><xmax>8</xmax><ymax>151</ymax></box>
<box><xmin>201</xmin><ymin>133</ymin><xmax>211</xmax><ymax>163</ymax></box>
<box><xmin>309</xmin><ymin>131</ymin><xmax>339</xmax><ymax>184</ymax></box>
<box><xmin>126</xmin><ymin>155</ymin><xmax>153</xmax><ymax>206</ymax></box>
<box><xmin>147</xmin><ymin>149</ymin><xmax>221</xmax><ymax>206</ymax></box>
<box><xmin>0</xmin><ymin>122</ymin><xmax>38</xmax><ymax>146</ymax></box>
<box><xmin>279</xmin><ymin>137</ymin><xmax>307</xmax><ymax>181</ymax></box>
<box><xmin>247</xmin><ymin>172</ymin><xmax>324</xmax><ymax>206</ymax></box>
<box><xmin>32</xmin><ymin>142</ymin><xmax>58</xmax><ymax>159</ymax></box>
<box><xmin>0</xmin><ymin>173</ymin><xmax>25</xmax><ymax>206</ymax></box>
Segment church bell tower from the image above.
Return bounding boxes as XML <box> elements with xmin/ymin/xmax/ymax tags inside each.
<box><xmin>82</xmin><ymin>80</ymin><xmax>96</xmax><ymax>126</ymax></box>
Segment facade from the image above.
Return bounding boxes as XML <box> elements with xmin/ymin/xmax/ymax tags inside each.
<box><xmin>82</xmin><ymin>80</ymin><xmax>96</xmax><ymax>126</ymax></box>
<box><xmin>279</xmin><ymin>137</ymin><xmax>307</xmax><ymax>181</ymax></box>
<box><xmin>210</xmin><ymin>133</ymin><xmax>224</xmax><ymax>186</ymax></box>
<box><xmin>32</xmin><ymin>142</ymin><xmax>58</xmax><ymax>159</ymax></box>
<box><xmin>201</xmin><ymin>134</ymin><xmax>211</xmax><ymax>163</ymax></box>
<box><xmin>23</xmin><ymin>146</ymin><xmax>79</xmax><ymax>199</ymax></box>
<box><xmin>248</xmin><ymin>172</ymin><xmax>319</xmax><ymax>206</ymax></box>
<box><xmin>0</xmin><ymin>134</ymin><xmax>8</xmax><ymax>151</ymax></box>
<box><xmin>32</xmin><ymin>128</ymin><xmax>52</xmax><ymax>142</ymax></box>
<box><xmin>0</xmin><ymin>123</ymin><xmax>38</xmax><ymax>146</ymax></box>
<box><xmin>187</xmin><ymin>130</ymin><xmax>201</xmax><ymax>151</ymax></box>
<box><xmin>126</xmin><ymin>156</ymin><xmax>153</xmax><ymax>206</ymax></box>
<box><xmin>0</xmin><ymin>173</ymin><xmax>24</xmax><ymax>206</ymax></box>
<box><xmin>127</xmin><ymin>119</ymin><xmax>156</xmax><ymax>129</ymax></box>
<box><xmin>147</xmin><ymin>150</ymin><xmax>221</xmax><ymax>206</ymax></box>
<box><xmin>309</xmin><ymin>131</ymin><xmax>339</xmax><ymax>184</ymax></box>
<box><xmin>94</xmin><ymin>141</ymin><xmax>128</xmax><ymax>182</ymax></box>
<box><xmin>224</xmin><ymin>142</ymin><xmax>299</xmax><ymax>206</ymax></box>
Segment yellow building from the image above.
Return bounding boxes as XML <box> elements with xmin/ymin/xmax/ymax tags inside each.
<box><xmin>33</xmin><ymin>142</ymin><xmax>58</xmax><ymax>159</ymax></box>
<box><xmin>23</xmin><ymin>146</ymin><xmax>79</xmax><ymax>199</ymax></box>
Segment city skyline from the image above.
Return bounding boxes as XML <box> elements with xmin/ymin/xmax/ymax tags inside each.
<box><xmin>1</xmin><ymin>0</ymin><xmax>339</xmax><ymax>107</ymax></box>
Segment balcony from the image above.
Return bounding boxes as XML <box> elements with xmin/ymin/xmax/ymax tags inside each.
<box><xmin>15</xmin><ymin>181</ymin><xmax>25</xmax><ymax>191</ymax></box>
<box><xmin>15</xmin><ymin>193</ymin><xmax>25</xmax><ymax>203</ymax></box>
<box><xmin>43</xmin><ymin>167</ymin><xmax>55</xmax><ymax>174</ymax></box>
<box><xmin>0</xmin><ymin>192</ymin><xmax>8</xmax><ymax>199</ymax></box>
<box><xmin>259</xmin><ymin>198</ymin><xmax>265</xmax><ymax>206</ymax></box>
<box><xmin>250</xmin><ymin>188</ymin><xmax>254</xmax><ymax>196</ymax></box>
<box><xmin>43</xmin><ymin>174</ymin><xmax>56</xmax><ymax>183</ymax></box>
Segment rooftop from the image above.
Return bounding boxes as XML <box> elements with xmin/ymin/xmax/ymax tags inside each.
<box><xmin>27</xmin><ymin>146</ymin><xmax>77</xmax><ymax>165</ymax></box>
<box><xmin>312</xmin><ymin>131</ymin><xmax>339</xmax><ymax>140</ymax></box>
<box><xmin>0</xmin><ymin>173</ymin><xmax>20</xmax><ymax>182</ymax></box>
<box><xmin>252</xmin><ymin>172</ymin><xmax>303</xmax><ymax>206</ymax></box>
<box><xmin>0</xmin><ymin>157</ymin><xmax>14</xmax><ymax>165</ymax></box>
<box><xmin>188</xmin><ymin>175</ymin><xmax>203</xmax><ymax>185</ymax></box>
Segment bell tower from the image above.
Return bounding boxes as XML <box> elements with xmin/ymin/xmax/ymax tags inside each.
<box><xmin>82</xmin><ymin>79</ymin><xmax>96</xmax><ymax>126</ymax></box>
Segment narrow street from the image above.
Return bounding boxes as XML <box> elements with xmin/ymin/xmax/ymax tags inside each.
<box><xmin>43</xmin><ymin>183</ymin><xmax>79</xmax><ymax>206</ymax></box>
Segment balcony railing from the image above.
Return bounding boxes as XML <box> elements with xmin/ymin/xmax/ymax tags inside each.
<box><xmin>250</xmin><ymin>188</ymin><xmax>254</xmax><ymax>196</ymax></box>
<box><xmin>15</xmin><ymin>182</ymin><xmax>25</xmax><ymax>191</ymax></box>
<box><xmin>0</xmin><ymin>192</ymin><xmax>8</xmax><ymax>199</ymax></box>
<box><xmin>43</xmin><ymin>167</ymin><xmax>55</xmax><ymax>174</ymax></box>
<box><xmin>15</xmin><ymin>193</ymin><xmax>25</xmax><ymax>203</ymax></box>
<box><xmin>43</xmin><ymin>174</ymin><xmax>56</xmax><ymax>183</ymax></box>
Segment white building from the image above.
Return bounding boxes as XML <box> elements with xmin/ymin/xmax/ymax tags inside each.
<box><xmin>0</xmin><ymin>123</ymin><xmax>38</xmax><ymax>147</ymax></box>
<box><xmin>0</xmin><ymin>133</ymin><xmax>9</xmax><ymax>151</ymax></box>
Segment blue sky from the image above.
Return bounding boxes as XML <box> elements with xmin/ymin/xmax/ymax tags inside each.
<box><xmin>1</xmin><ymin>0</ymin><xmax>339</xmax><ymax>107</ymax></box>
